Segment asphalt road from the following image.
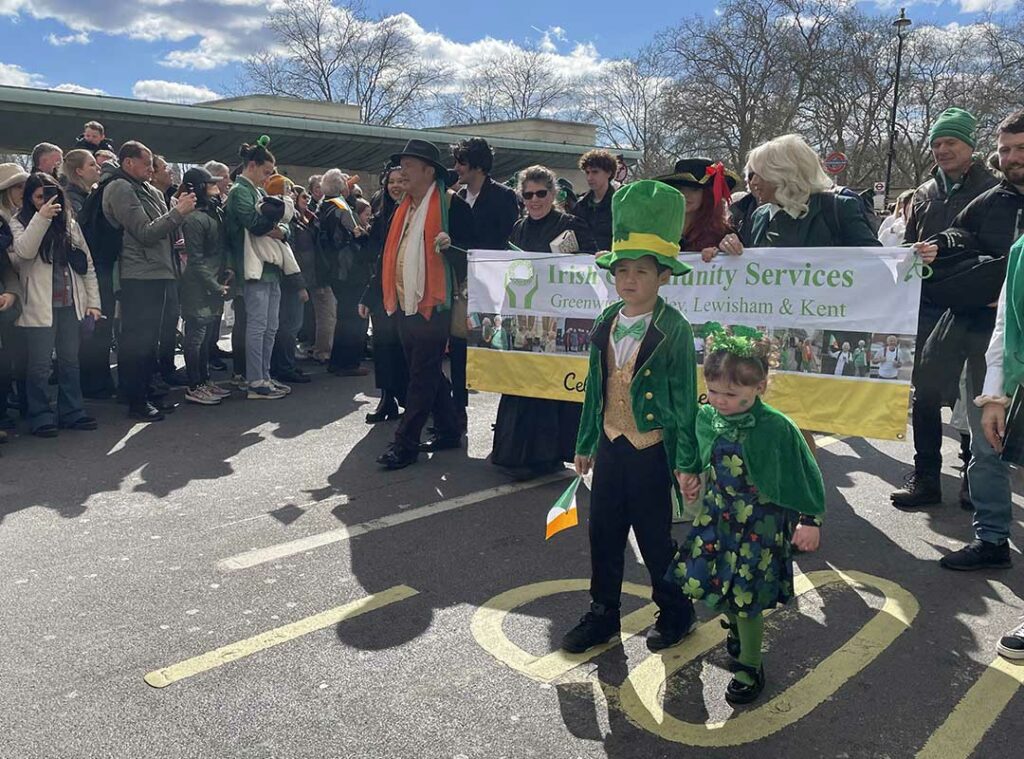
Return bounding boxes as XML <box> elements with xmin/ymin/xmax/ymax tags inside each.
<box><xmin>1</xmin><ymin>360</ymin><xmax>1022</xmax><ymax>759</ymax></box>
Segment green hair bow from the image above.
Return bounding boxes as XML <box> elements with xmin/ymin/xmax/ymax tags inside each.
<box><xmin>256</xmin><ymin>135</ymin><xmax>271</xmax><ymax>148</ymax></box>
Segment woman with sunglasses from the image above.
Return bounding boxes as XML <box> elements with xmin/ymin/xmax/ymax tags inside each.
<box><xmin>490</xmin><ymin>165</ymin><xmax>597</xmax><ymax>480</ymax></box>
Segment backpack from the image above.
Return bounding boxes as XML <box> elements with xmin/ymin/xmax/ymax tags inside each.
<box><xmin>79</xmin><ymin>181</ymin><xmax>123</xmax><ymax>273</ymax></box>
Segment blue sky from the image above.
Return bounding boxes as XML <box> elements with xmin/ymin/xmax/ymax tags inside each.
<box><xmin>0</xmin><ymin>1</ymin><xmax>1013</xmax><ymax>104</ymax></box>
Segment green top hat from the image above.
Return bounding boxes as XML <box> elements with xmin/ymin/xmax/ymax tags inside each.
<box><xmin>595</xmin><ymin>180</ymin><xmax>691</xmax><ymax>276</ymax></box>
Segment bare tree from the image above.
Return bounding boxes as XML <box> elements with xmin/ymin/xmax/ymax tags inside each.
<box><xmin>578</xmin><ymin>44</ymin><xmax>677</xmax><ymax>176</ymax></box>
<box><xmin>242</xmin><ymin>0</ymin><xmax>441</xmax><ymax>126</ymax></box>
<box><xmin>440</xmin><ymin>47</ymin><xmax>572</xmax><ymax>123</ymax></box>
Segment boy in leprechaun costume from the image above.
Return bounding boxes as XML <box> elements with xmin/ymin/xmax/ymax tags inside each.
<box><xmin>562</xmin><ymin>180</ymin><xmax>703</xmax><ymax>654</ymax></box>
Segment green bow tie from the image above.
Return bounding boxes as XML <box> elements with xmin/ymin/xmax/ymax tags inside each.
<box><xmin>709</xmin><ymin>409</ymin><xmax>757</xmax><ymax>441</ymax></box>
<box><xmin>613</xmin><ymin>319</ymin><xmax>648</xmax><ymax>343</ymax></box>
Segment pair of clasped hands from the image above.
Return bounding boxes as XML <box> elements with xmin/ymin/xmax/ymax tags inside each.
<box><xmin>574</xmin><ymin>455</ymin><xmax>702</xmax><ymax>503</ymax></box>
<box><xmin>702</xmin><ymin>235</ymin><xmax>940</xmax><ymax>263</ymax></box>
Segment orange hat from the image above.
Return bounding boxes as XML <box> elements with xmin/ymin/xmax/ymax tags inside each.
<box><xmin>264</xmin><ymin>173</ymin><xmax>292</xmax><ymax>197</ymax></box>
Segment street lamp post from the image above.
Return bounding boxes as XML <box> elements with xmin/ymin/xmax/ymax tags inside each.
<box><xmin>885</xmin><ymin>8</ymin><xmax>912</xmax><ymax>200</ymax></box>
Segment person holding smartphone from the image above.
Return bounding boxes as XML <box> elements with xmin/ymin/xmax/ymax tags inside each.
<box><xmin>7</xmin><ymin>173</ymin><xmax>101</xmax><ymax>437</ymax></box>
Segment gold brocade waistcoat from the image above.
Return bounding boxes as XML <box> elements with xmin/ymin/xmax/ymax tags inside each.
<box><xmin>603</xmin><ymin>347</ymin><xmax>663</xmax><ymax>450</ymax></box>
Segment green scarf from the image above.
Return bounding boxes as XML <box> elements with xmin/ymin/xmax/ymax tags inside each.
<box><xmin>696</xmin><ymin>398</ymin><xmax>825</xmax><ymax>516</ymax></box>
<box><xmin>1002</xmin><ymin>235</ymin><xmax>1024</xmax><ymax>395</ymax></box>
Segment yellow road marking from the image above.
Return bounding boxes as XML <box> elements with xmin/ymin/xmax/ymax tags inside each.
<box><xmin>470</xmin><ymin>579</ymin><xmax>656</xmax><ymax>683</ymax></box>
<box><xmin>144</xmin><ymin>584</ymin><xmax>418</xmax><ymax>688</ymax></box>
<box><xmin>618</xmin><ymin>569</ymin><xmax>918</xmax><ymax>746</ymax></box>
<box><xmin>916</xmin><ymin>654</ymin><xmax>1024</xmax><ymax>759</ymax></box>
<box><xmin>816</xmin><ymin>434</ymin><xmax>847</xmax><ymax>447</ymax></box>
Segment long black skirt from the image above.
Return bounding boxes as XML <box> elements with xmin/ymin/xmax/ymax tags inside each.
<box><xmin>491</xmin><ymin>395</ymin><xmax>581</xmax><ymax>468</ymax></box>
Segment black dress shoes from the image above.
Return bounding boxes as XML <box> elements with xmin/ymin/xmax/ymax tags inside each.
<box><xmin>376</xmin><ymin>446</ymin><xmax>419</xmax><ymax>470</ymax></box>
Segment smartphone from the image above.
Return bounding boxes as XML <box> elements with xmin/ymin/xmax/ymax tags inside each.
<box><xmin>42</xmin><ymin>185</ymin><xmax>60</xmax><ymax>203</ymax></box>
<box><xmin>182</xmin><ymin>183</ymin><xmax>194</xmax><ymax>195</ymax></box>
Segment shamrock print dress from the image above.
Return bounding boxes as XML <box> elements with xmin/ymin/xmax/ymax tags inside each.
<box><xmin>670</xmin><ymin>436</ymin><xmax>821</xmax><ymax>617</ymax></box>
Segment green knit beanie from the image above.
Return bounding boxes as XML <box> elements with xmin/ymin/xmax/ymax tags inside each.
<box><xmin>929</xmin><ymin>107</ymin><xmax>977</xmax><ymax>148</ymax></box>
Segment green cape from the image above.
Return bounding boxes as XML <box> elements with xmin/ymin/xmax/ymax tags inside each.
<box><xmin>696</xmin><ymin>397</ymin><xmax>825</xmax><ymax>516</ymax></box>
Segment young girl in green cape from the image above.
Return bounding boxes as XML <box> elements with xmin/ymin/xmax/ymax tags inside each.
<box><xmin>667</xmin><ymin>327</ymin><xmax>825</xmax><ymax>704</ymax></box>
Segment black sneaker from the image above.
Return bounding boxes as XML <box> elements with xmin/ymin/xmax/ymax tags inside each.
<box><xmin>561</xmin><ymin>607</ymin><xmax>621</xmax><ymax>653</ymax></box>
<box><xmin>646</xmin><ymin>611</ymin><xmax>697</xmax><ymax>652</ymax></box>
<box><xmin>890</xmin><ymin>472</ymin><xmax>942</xmax><ymax>509</ymax></box>
<box><xmin>939</xmin><ymin>539</ymin><xmax>1012</xmax><ymax>571</ymax></box>
<box><xmin>997</xmin><ymin>619</ymin><xmax>1024</xmax><ymax>660</ymax></box>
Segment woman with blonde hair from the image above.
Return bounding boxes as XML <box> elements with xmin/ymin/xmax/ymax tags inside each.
<box><xmin>706</xmin><ymin>134</ymin><xmax>881</xmax><ymax>256</ymax></box>
<box><xmin>60</xmin><ymin>149</ymin><xmax>101</xmax><ymax>217</ymax></box>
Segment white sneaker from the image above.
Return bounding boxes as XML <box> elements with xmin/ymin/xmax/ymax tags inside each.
<box><xmin>186</xmin><ymin>386</ymin><xmax>221</xmax><ymax>406</ymax></box>
<box><xmin>204</xmin><ymin>382</ymin><xmax>231</xmax><ymax>399</ymax></box>
<box><xmin>247</xmin><ymin>381</ymin><xmax>285</xmax><ymax>400</ymax></box>
<box><xmin>268</xmin><ymin>378</ymin><xmax>292</xmax><ymax>395</ymax></box>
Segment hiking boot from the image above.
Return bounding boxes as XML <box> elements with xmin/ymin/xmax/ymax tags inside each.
<box><xmin>890</xmin><ymin>472</ymin><xmax>942</xmax><ymax>509</ymax></box>
<box><xmin>561</xmin><ymin>606</ymin><xmax>621</xmax><ymax>653</ymax></box>
<box><xmin>186</xmin><ymin>386</ymin><xmax>222</xmax><ymax>406</ymax></box>
<box><xmin>939</xmin><ymin>539</ymin><xmax>1012</xmax><ymax>571</ymax></box>
<box><xmin>646</xmin><ymin>611</ymin><xmax>697</xmax><ymax>652</ymax></box>
<box><xmin>997</xmin><ymin>618</ymin><xmax>1024</xmax><ymax>660</ymax></box>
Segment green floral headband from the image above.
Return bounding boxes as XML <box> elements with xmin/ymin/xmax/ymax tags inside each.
<box><xmin>705</xmin><ymin>325</ymin><xmax>764</xmax><ymax>358</ymax></box>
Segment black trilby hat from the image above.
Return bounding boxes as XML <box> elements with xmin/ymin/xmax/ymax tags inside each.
<box><xmin>655</xmin><ymin>158</ymin><xmax>740</xmax><ymax>190</ymax></box>
<box><xmin>390</xmin><ymin>138</ymin><xmax>448</xmax><ymax>178</ymax></box>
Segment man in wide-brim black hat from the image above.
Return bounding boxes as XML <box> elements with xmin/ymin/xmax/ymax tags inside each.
<box><xmin>369</xmin><ymin>137</ymin><xmax>476</xmax><ymax>470</ymax></box>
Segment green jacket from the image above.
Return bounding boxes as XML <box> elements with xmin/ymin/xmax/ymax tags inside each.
<box><xmin>747</xmin><ymin>193</ymin><xmax>882</xmax><ymax>249</ymax></box>
<box><xmin>223</xmin><ymin>175</ymin><xmax>286</xmax><ymax>289</ymax></box>
<box><xmin>576</xmin><ymin>296</ymin><xmax>701</xmax><ymax>474</ymax></box>
<box><xmin>180</xmin><ymin>206</ymin><xmax>227</xmax><ymax>320</ymax></box>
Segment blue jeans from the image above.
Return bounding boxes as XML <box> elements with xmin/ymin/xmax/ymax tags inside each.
<box><xmin>244</xmin><ymin>281</ymin><xmax>280</xmax><ymax>383</ymax></box>
<box><xmin>24</xmin><ymin>306</ymin><xmax>86</xmax><ymax>431</ymax></box>
<box><xmin>965</xmin><ymin>370</ymin><xmax>1014</xmax><ymax>544</ymax></box>
<box><xmin>271</xmin><ymin>287</ymin><xmax>304</xmax><ymax>376</ymax></box>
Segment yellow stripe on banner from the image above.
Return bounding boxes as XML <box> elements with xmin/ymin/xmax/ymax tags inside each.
<box><xmin>467</xmin><ymin>348</ymin><xmax>911</xmax><ymax>440</ymax></box>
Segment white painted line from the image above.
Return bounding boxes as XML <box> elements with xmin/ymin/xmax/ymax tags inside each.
<box><xmin>107</xmin><ymin>423</ymin><xmax>146</xmax><ymax>456</ymax></box>
<box><xmin>217</xmin><ymin>471</ymin><xmax>573</xmax><ymax>571</ymax></box>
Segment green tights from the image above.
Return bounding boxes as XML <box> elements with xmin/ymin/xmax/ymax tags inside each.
<box><xmin>728</xmin><ymin>612</ymin><xmax>764</xmax><ymax>686</ymax></box>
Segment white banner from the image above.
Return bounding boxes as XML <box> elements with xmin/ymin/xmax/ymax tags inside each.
<box><xmin>468</xmin><ymin>247</ymin><xmax>921</xmax><ymax>335</ymax></box>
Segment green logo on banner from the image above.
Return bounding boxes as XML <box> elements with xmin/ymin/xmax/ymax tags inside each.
<box><xmin>505</xmin><ymin>259</ymin><xmax>540</xmax><ymax>309</ymax></box>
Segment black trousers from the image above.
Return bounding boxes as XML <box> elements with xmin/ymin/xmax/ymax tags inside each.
<box><xmin>394</xmin><ymin>311</ymin><xmax>458</xmax><ymax>453</ymax></box>
<box><xmin>449</xmin><ymin>336</ymin><xmax>467</xmax><ymax>419</ymax></box>
<box><xmin>79</xmin><ymin>269</ymin><xmax>116</xmax><ymax>396</ymax></box>
<box><xmin>589</xmin><ymin>434</ymin><xmax>694</xmax><ymax>620</ymax></box>
<box><xmin>119</xmin><ymin>279</ymin><xmax>171</xmax><ymax>405</ymax></box>
<box><xmin>158</xmin><ymin>281</ymin><xmax>180</xmax><ymax>378</ymax></box>
<box><xmin>329</xmin><ymin>280</ymin><xmax>368</xmax><ymax>371</ymax></box>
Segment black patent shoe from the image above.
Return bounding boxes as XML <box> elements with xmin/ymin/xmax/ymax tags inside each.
<box><xmin>725</xmin><ymin>662</ymin><xmax>765</xmax><ymax>705</ymax></box>
<box><xmin>890</xmin><ymin>471</ymin><xmax>942</xmax><ymax>509</ymax></box>
<box><xmin>376</xmin><ymin>446</ymin><xmax>419</xmax><ymax>470</ymax></box>
<box><xmin>561</xmin><ymin>607</ymin><xmax>621</xmax><ymax>654</ymax></box>
<box><xmin>366</xmin><ymin>397</ymin><xmax>400</xmax><ymax>424</ymax></box>
<box><xmin>646</xmin><ymin>611</ymin><xmax>697</xmax><ymax>652</ymax></box>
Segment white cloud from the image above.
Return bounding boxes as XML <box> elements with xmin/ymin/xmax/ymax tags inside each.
<box><xmin>0</xmin><ymin>61</ymin><xmax>46</xmax><ymax>87</ymax></box>
<box><xmin>132</xmin><ymin>79</ymin><xmax>221</xmax><ymax>104</ymax></box>
<box><xmin>53</xmin><ymin>82</ymin><xmax>106</xmax><ymax>95</ymax></box>
<box><xmin>46</xmin><ymin>31</ymin><xmax>89</xmax><ymax>46</ymax></box>
<box><xmin>957</xmin><ymin>0</ymin><xmax>1015</xmax><ymax>11</ymax></box>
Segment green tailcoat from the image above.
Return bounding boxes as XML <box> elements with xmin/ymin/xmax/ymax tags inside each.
<box><xmin>576</xmin><ymin>296</ymin><xmax>701</xmax><ymax>475</ymax></box>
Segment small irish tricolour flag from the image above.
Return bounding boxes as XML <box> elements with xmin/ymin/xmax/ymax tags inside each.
<box><xmin>546</xmin><ymin>477</ymin><xmax>581</xmax><ymax>540</ymax></box>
